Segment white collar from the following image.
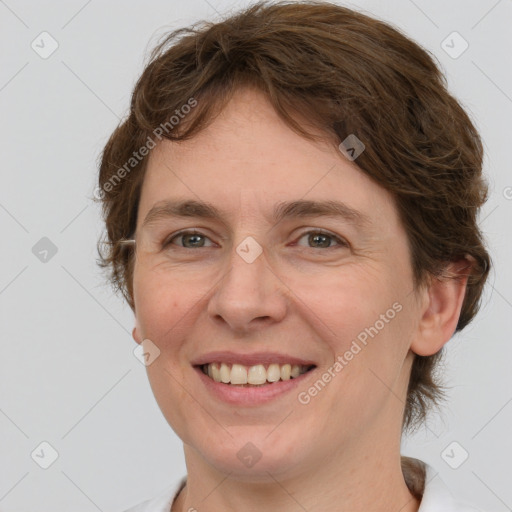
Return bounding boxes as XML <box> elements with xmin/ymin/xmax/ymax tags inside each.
<box><xmin>418</xmin><ymin>463</ymin><xmax>482</xmax><ymax>512</ymax></box>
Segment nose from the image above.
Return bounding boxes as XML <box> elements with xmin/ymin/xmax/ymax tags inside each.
<box><xmin>207</xmin><ymin>239</ymin><xmax>288</xmax><ymax>334</ymax></box>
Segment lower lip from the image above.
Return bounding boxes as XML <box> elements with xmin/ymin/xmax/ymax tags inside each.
<box><xmin>194</xmin><ymin>366</ymin><xmax>315</xmax><ymax>406</ymax></box>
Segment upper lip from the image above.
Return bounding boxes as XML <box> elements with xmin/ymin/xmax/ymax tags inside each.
<box><xmin>191</xmin><ymin>351</ymin><xmax>317</xmax><ymax>367</ymax></box>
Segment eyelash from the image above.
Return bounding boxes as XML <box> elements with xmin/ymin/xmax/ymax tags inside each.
<box><xmin>162</xmin><ymin>229</ymin><xmax>348</xmax><ymax>250</ymax></box>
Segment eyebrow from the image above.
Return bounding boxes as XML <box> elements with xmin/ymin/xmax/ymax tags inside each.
<box><xmin>142</xmin><ymin>198</ymin><xmax>372</xmax><ymax>230</ymax></box>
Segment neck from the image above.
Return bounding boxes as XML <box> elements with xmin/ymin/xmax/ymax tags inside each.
<box><xmin>173</xmin><ymin>446</ymin><xmax>423</xmax><ymax>512</ymax></box>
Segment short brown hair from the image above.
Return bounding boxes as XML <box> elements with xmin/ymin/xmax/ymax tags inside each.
<box><xmin>97</xmin><ymin>0</ymin><xmax>491</xmax><ymax>432</ymax></box>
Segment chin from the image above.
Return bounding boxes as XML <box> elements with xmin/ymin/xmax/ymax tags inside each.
<box><xmin>191</xmin><ymin>428</ymin><xmax>312</xmax><ymax>481</ymax></box>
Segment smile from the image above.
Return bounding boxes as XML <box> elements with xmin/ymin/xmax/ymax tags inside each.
<box><xmin>200</xmin><ymin>362</ymin><xmax>315</xmax><ymax>386</ymax></box>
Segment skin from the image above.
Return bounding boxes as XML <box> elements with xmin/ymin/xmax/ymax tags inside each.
<box><xmin>131</xmin><ymin>87</ymin><xmax>469</xmax><ymax>512</ymax></box>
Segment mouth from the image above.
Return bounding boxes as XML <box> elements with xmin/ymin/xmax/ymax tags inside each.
<box><xmin>197</xmin><ymin>362</ymin><xmax>316</xmax><ymax>387</ymax></box>
<box><xmin>191</xmin><ymin>352</ymin><xmax>318</xmax><ymax>405</ymax></box>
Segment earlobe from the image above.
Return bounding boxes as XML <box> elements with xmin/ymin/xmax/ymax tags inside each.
<box><xmin>132</xmin><ymin>325</ymin><xmax>142</xmax><ymax>345</ymax></box>
<box><xmin>411</xmin><ymin>259</ymin><xmax>472</xmax><ymax>357</ymax></box>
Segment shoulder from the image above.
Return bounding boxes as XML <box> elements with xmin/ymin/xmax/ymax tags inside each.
<box><xmin>121</xmin><ymin>477</ymin><xmax>186</xmax><ymax>512</ymax></box>
<box><xmin>418</xmin><ymin>461</ymin><xmax>484</xmax><ymax>512</ymax></box>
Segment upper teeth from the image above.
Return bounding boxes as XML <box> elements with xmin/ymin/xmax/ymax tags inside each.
<box><xmin>203</xmin><ymin>363</ymin><xmax>310</xmax><ymax>385</ymax></box>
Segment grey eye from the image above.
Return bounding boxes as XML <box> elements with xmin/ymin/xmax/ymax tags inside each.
<box><xmin>296</xmin><ymin>230</ymin><xmax>347</xmax><ymax>249</ymax></box>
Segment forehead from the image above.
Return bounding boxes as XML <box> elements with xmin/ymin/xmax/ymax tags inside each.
<box><xmin>138</xmin><ymin>88</ymin><xmax>400</xmax><ymax>235</ymax></box>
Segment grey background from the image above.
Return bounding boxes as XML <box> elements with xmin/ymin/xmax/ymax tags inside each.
<box><xmin>0</xmin><ymin>0</ymin><xmax>511</xmax><ymax>510</ymax></box>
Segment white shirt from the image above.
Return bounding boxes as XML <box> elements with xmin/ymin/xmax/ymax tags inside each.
<box><xmin>123</xmin><ymin>461</ymin><xmax>482</xmax><ymax>512</ymax></box>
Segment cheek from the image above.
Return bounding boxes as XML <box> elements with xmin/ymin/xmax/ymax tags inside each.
<box><xmin>297</xmin><ymin>271</ymin><xmax>412</xmax><ymax>411</ymax></box>
<box><xmin>133</xmin><ymin>266</ymin><xmax>195</xmax><ymax>343</ymax></box>
<box><xmin>134</xmin><ymin>273</ymin><xmax>205</xmax><ymax>442</ymax></box>
<box><xmin>323</xmin><ymin>304</ymin><xmax>414</xmax><ymax>418</ymax></box>
<box><xmin>289</xmin><ymin>265</ymin><xmax>395</xmax><ymax>346</ymax></box>
<box><xmin>144</xmin><ymin>362</ymin><xmax>201</xmax><ymax>447</ymax></box>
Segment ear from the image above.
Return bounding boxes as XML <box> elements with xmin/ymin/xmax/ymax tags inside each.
<box><xmin>132</xmin><ymin>322</ymin><xmax>143</xmax><ymax>345</ymax></box>
<box><xmin>410</xmin><ymin>258</ymin><xmax>472</xmax><ymax>356</ymax></box>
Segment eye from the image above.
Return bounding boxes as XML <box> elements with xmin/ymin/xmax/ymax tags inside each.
<box><xmin>163</xmin><ymin>230</ymin><xmax>215</xmax><ymax>249</ymax></box>
<box><xmin>161</xmin><ymin>229</ymin><xmax>348</xmax><ymax>250</ymax></box>
<box><xmin>295</xmin><ymin>229</ymin><xmax>348</xmax><ymax>249</ymax></box>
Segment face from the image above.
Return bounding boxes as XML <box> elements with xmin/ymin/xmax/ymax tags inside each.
<box><xmin>132</xmin><ymin>88</ymin><xmax>424</xmax><ymax>481</ymax></box>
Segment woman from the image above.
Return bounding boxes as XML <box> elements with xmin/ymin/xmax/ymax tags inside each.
<box><xmin>97</xmin><ymin>2</ymin><xmax>490</xmax><ymax>511</ymax></box>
